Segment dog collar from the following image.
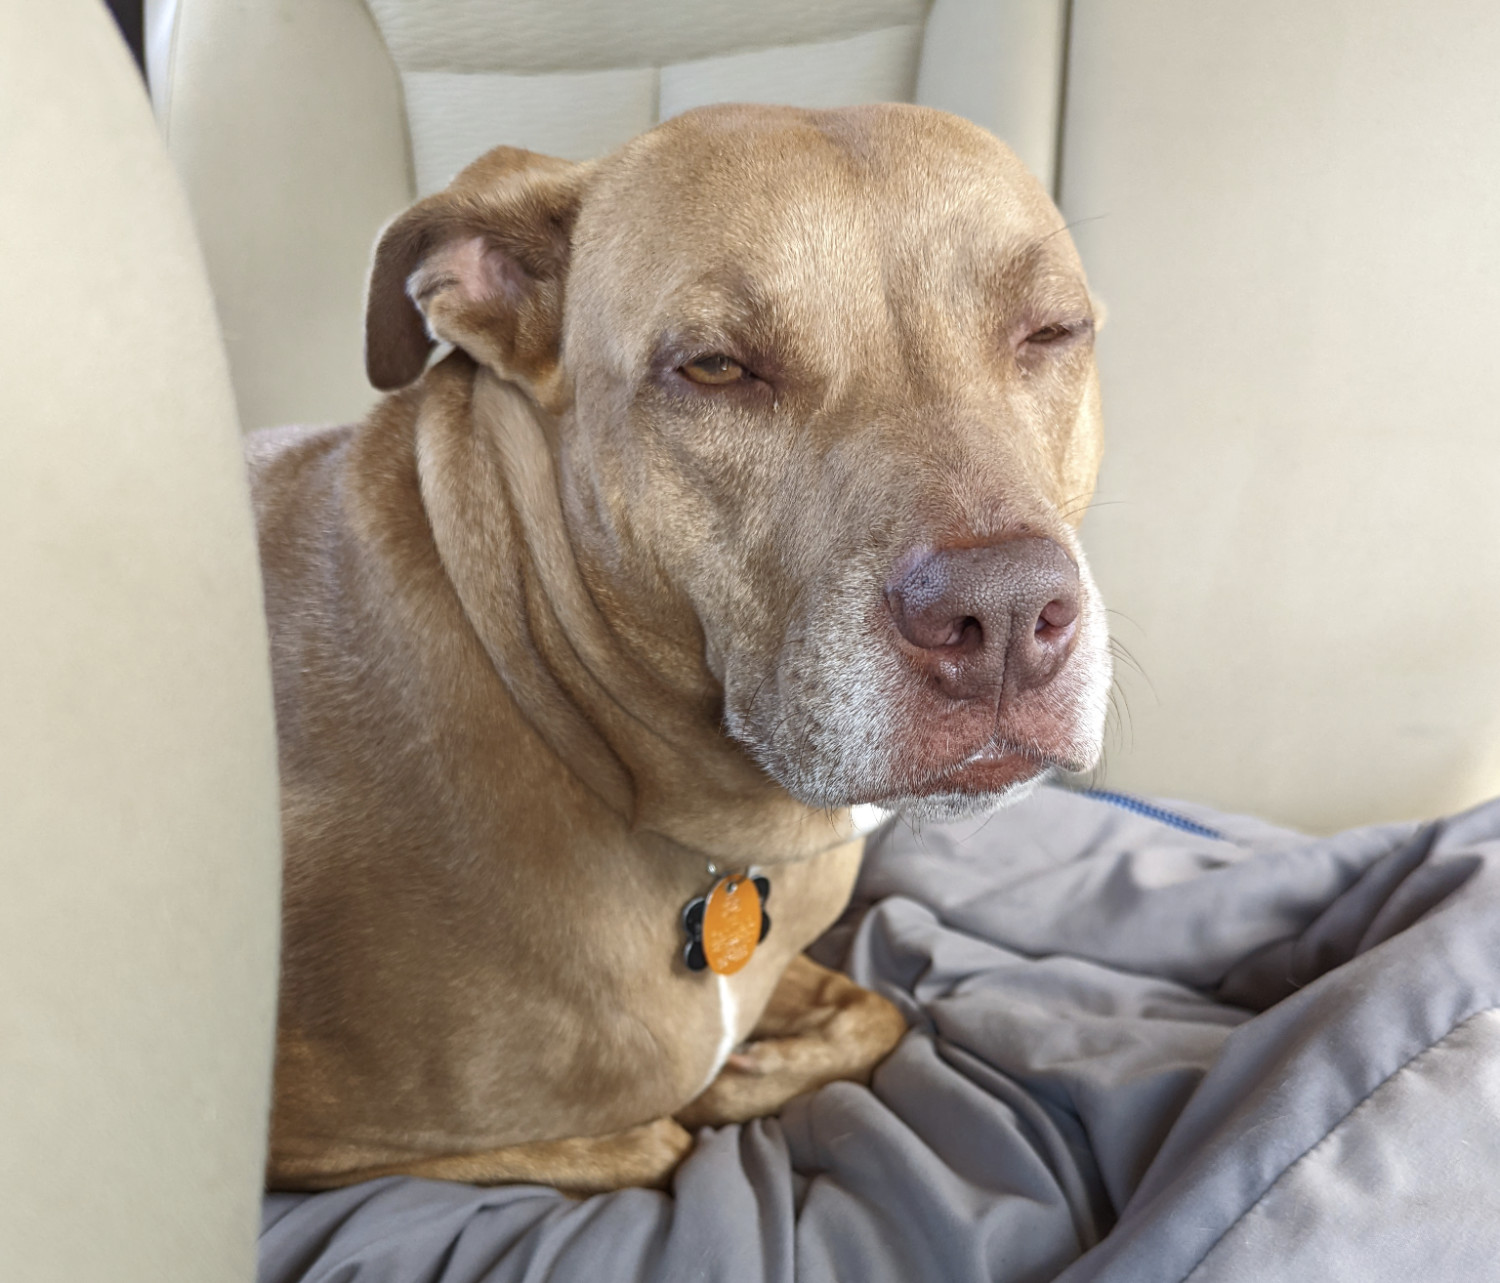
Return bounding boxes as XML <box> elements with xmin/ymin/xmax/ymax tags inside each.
<box><xmin>681</xmin><ymin>868</ymin><xmax>770</xmax><ymax>975</ymax></box>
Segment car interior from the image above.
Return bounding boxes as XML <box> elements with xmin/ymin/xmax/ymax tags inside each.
<box><xmin>5</xmin><ymin>1</ymin><xmax>1498</xmax><ymax>1279</ymax></box>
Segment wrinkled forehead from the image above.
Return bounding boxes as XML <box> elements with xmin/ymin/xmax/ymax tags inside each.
<box><xmin>566</xmin><ymin>105</ymin><xmax>1085</xmax><ymax>367</ymax></box>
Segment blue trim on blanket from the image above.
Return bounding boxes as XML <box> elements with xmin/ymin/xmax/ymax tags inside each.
<box><xmin>1083</xmin><ymin>789</ymin><xmax>1225</xmax><ymax>839</ymax></box>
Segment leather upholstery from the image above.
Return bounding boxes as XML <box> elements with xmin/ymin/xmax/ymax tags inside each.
<box><xmin>0</xmin><ymin>1</ymin><xmax>282</xmax><ymax>1278</ymax></box>
<box><xmin>363</xmin><ymin>0</ymin><xmax>928</xmax><ymax>73</ymax></box>
<box><xmin>401</xmin><ymin>23</ymin><xmax>927</xmax><ymax>191</ymax></box>
<box><xmin>1063</xmin><ymin>0</ymin><xmax>1500</xmax><ymax>829</ymax></box>
<box><xmin>147</xmin><ymin>0</ymin><xmax>412</xmax><ymax>431</ymax></box>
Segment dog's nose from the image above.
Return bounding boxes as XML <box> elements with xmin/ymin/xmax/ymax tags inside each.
<box><xmin>886</xmin><ymin>538</ymin><xmax>1081</xmax><ymax>701</ymax></box>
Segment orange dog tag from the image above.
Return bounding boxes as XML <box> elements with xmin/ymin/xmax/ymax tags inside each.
<box><xmin>682</xmin><ymin>873</ymin><xmax>771</xmax><ymax>975</ymax></box>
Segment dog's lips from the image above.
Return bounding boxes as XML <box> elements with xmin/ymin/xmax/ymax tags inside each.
<box><xmin>837</xmin><ymin>734</ymin><xmax>1057</xmax><ymax>806</ymax></box>
<box><xmin>887</xmin><ymin>688</ymin><xmax>1080</xmax><ymax>800</ymax></box>
<box><xmin>919</xmin><ymin>739</ymin><xmax>1051</xmax><ymax>795</ymax></box>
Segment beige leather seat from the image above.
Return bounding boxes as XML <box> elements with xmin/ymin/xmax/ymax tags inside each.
<box><xmin>1064</xmin><ymin>1</ymin><xmax>1500</xmax><ymax>832</ymax></box>
<box><xmin>148</xmin><ymin>0</ymin><xmax>1500</xmax><ymax>834</ymax></box>
<box><xmin>0</xmin><ymin>2</ymin><xmax>281</xmax><ymax>1280</ymax></box>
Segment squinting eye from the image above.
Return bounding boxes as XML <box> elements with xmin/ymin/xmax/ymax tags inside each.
<box><xmin>681</xmin><ymin>354</ymin><xmax>746</xmax><ymax>385</ymax></box>
<box><xmin>1023</xmin><ymin>319</ymin><xmax>1092</xmax><ymax>348</ymax></box>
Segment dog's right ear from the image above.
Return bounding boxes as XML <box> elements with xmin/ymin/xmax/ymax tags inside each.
<box><xmin>364</xmin><ymin>148</ymin><xmax>592</xmax><ymax>397</ymax></box>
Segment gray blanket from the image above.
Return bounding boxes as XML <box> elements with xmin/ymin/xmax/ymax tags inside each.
<box><xmin>260</xmin><ymin>787</ymin><xmax>1500</xmax><ymax>1282</ymax></box>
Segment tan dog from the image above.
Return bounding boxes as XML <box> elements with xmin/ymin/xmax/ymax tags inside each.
<box><xmin>250</xmin><ymin>103</ymin><xmax>1109</xmax><ymax>1194</ymax></box>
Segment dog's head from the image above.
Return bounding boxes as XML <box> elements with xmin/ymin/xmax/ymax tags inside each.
<box><xmin>366</xmin><ymin>104</ymin><xmax>1108</xmax><ymax>822</ymax></box>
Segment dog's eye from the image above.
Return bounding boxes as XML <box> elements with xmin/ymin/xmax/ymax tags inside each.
<box><xmin>1022</xmin><ymin>319</ymin><xmax>1092</xmax><ymax>349</ymax></box>
<box><xmin>681</xmin><ymin>354</ymin><xmax>746</xmax><ymax>386</ymax></box>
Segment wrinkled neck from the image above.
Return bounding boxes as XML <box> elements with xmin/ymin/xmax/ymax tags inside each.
<box><xmin>415</xmin><ymin>360</ymin><xmax>857</xmax><ymax>865</ymax></box>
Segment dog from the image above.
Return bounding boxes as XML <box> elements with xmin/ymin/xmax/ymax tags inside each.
<box><xmin>249</xmin><ymin>102</ymin><xmax>1110</xmax><ymax>1194</ymax></box>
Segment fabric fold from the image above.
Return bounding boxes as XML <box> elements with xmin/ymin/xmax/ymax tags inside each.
<box><xmin>261</xmin><ymin>789</ymin><xmax>1500</xmax><ymax>1283</ymax></box>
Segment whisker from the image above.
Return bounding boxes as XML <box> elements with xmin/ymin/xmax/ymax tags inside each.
<box><xmin>1107</xmin><ymin>637</ymin><xmax>1148</xmax><ymax>680</ymax></box>
<box><xmin>1058</xmin><ymin>492</ymin><xmax>1127</xmax><ymax>524</ymax></box>
<box><xmin>1104</xmin><ymin>606</ymin><xmax>1146</xmax><ymax>632</ymax></box>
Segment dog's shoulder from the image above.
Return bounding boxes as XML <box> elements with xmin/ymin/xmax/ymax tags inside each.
<box><xmin>245</xmin><ymin>421</ymin><xmax>353</xmax><ymax>494</ymax></box>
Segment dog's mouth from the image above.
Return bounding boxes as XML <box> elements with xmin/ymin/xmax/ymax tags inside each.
<box><xmin>923</xmin><ymin>738</ymin><xmax>1054</xmax><ymax>795</ymax></box>
<box><xmin>840</xmin><ymin>733</ymin><xmax>1064</xmax><ymax>808</ymax></box>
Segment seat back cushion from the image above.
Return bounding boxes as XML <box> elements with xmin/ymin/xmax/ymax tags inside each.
<box><xmin>1063</xmin><ymin>0</ymin><xmax>1500</xmax><ymax>829</ymax></box>
<box><xmin>0</xmin><ymin>3</ymin><xmax>282</xmax><ymax>1279</ymax></box>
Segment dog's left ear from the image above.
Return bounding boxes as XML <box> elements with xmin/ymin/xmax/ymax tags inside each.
<box><xmin>365</xmin><ymin>147</ymin><xmax>592</xmax><ymax>398</ymax></box>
